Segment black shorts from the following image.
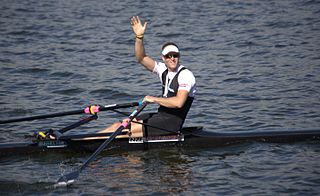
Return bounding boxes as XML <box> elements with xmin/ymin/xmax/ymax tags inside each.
<box><xmin>136</xmin><ymin>112</ymin><xmax>184</xmax><ymax>136</ymax></box>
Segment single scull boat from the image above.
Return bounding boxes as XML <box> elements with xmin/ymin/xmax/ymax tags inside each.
<box><xmin>1</xmin><ymin>101</ymin><xmax>320</xmax><ymax>185</ymax></box>
<box><xmin>1</xmin><ymin>126</ymin><xmax>319</xmax><ymax>156</ymax></box>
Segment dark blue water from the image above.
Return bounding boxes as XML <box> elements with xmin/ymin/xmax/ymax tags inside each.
<box><xmin>1</xmin><ymin>0</ymin><xmax>320</xmax><ymax>195</ymax></box>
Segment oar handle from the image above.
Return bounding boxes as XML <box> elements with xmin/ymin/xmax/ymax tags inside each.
<box><xmin>98</xmin><ymin>102</ymin><xmax>140</xmax><ymax>112</ymax></box>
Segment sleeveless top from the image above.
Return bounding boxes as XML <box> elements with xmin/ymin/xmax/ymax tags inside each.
<box><xmin>158</xmin><ymin>67</ymin><xmax>194</xmax><ymax>120</ymax></box>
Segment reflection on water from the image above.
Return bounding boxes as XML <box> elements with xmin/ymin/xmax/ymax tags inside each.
<box><xmin>88</xmin><ymin>149</ymin><xmax>194</xmax><ymax>194</ymax></box>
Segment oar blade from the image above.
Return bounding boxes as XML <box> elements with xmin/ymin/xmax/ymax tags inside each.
<box><xmin>55</xmin><ymin>170</ymin><xmax>80</xmax><ymax>187</ymax></box>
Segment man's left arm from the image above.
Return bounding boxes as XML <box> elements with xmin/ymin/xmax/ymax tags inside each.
<box><xmin>144</xmin><ymin>90</ymin><xmax>189</xmax><ymax>108</ymax></box>
<box><xmin>144</xmin><ymin>69</ymin><xmax>195</xmax><ymax>108</ymax></box>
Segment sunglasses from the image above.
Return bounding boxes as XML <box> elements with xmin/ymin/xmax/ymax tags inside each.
<box><xmin>164</xmin><ymin>53</ymin><xmax>180</xmax><ymax>59</ymax></box>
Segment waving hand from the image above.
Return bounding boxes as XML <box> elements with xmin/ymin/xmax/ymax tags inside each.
<box><xmin>131</xmin><ymin>16</ymin><xmax>147</xmax><ymax>36</ymax></box>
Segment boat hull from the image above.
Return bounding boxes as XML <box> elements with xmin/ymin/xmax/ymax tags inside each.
<box><xmin>0</xmin><ymin>127</ymin><xmax>319</xmax><ymax>156</ymax></box>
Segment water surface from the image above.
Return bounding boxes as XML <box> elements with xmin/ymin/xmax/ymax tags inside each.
<box><xmin>0</xmin><ymin>0</ymin><xmax>319</xmax><ymax>195</ymax></box>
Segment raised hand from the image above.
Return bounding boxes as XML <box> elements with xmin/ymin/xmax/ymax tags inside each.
<box><xmin>131</xmin><ymin>16</ymin><xmax>147</xmax><ymax>36</ymax></box>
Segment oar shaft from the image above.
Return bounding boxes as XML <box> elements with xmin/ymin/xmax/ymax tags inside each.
<box><xmin>0</xmin><ymin>110</ymin><xmax>83</xmax><ymax>124</ymax></box>
<box><xmin>58</xmin><ymin>131</ymin><xmax>127</xmax><ymax>140</ymax></box>
<box><xmin>0</xmin><ymin>102</ymin><xmax>139</xmax><ymax>124</ymax></box>
<box><xmin>56</xmin><ymin>101</ymin><xmax>147</xmax><ymax>185</ymax></box>
<box><xmin>80</xmin><ymin>101</ymin><xmax>147</xmax><ymax>171</ymax></box>
<box><xmin>99</xmin><ymin>102</ymin><xmax>140</xmax><ymax>111</ymax></box>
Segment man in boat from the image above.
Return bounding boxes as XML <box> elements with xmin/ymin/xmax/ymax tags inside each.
<box><xmin>100</xmin><ymin>16</ymin><xmax>196</xmax><ymax>138</ymax></box>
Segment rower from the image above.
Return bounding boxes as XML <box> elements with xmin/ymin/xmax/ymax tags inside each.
<box><xmin>99</xmin><ymin>16</ymin><xmax>196</xmax><ymax>138</ymax></box>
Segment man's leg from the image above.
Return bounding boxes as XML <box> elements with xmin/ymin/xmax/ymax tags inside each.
<box><xmin>97</xmin><ymin>119</ymin><xmax>144</xmax><ymax>138</ymax></box>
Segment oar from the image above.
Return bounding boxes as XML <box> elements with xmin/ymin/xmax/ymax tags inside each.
<box><xmin>0</xmin><ymin>102</ymin><xmax>139</xmax><ymax>124</ymax></box>
<box><xmin>55</xmin><ymin>101</ymin><xmax>148</xmax><ymax>186</ymax></box>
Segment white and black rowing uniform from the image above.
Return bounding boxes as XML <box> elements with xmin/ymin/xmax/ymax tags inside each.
<box><xmin>137</xmin><ymin>61</ymin><xmax>196</xmax><ymax>136</ymax></box>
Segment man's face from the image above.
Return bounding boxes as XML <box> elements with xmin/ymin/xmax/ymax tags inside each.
<box><xmin>162</xmin><ymin>52</ymin><xmax>180</xmax><ymax>71</ymax></box>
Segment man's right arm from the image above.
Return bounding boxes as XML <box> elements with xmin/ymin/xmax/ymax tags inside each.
<box><xmin>131</xmin><ymin>16</ymin><xmax>155</xmax><ymax>72</ymax></box>
<box><xmin>135</xmin><ymin>37</ymin><xmax>155</xmax><ymax>72</ymax></box>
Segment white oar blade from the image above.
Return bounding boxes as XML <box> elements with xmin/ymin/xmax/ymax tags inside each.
<box><xmin>55</xmin><ymin>170</ymin><xmax>79</xmax><ymax>187</ymax></box>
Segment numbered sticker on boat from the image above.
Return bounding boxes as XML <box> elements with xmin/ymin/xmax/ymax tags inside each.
<box><xmin>38</xmin><ymin>140</ymin><xmax>68</xmax><ymax>148</ymax></box>
<box><xmin>129</xmin><ymin>137</ymin><xmax>144</xmax><ymax>143</ymax></box>
<box><xmin>129</xmin><ymin>134</ymin><xmax>184</xmax><ymax>143</ymax></box>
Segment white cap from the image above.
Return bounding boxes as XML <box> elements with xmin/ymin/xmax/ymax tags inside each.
<box><xmin>161</xmin><ymin>45</ymin><xmax>179</xmax><ymax>56</ymax></box>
